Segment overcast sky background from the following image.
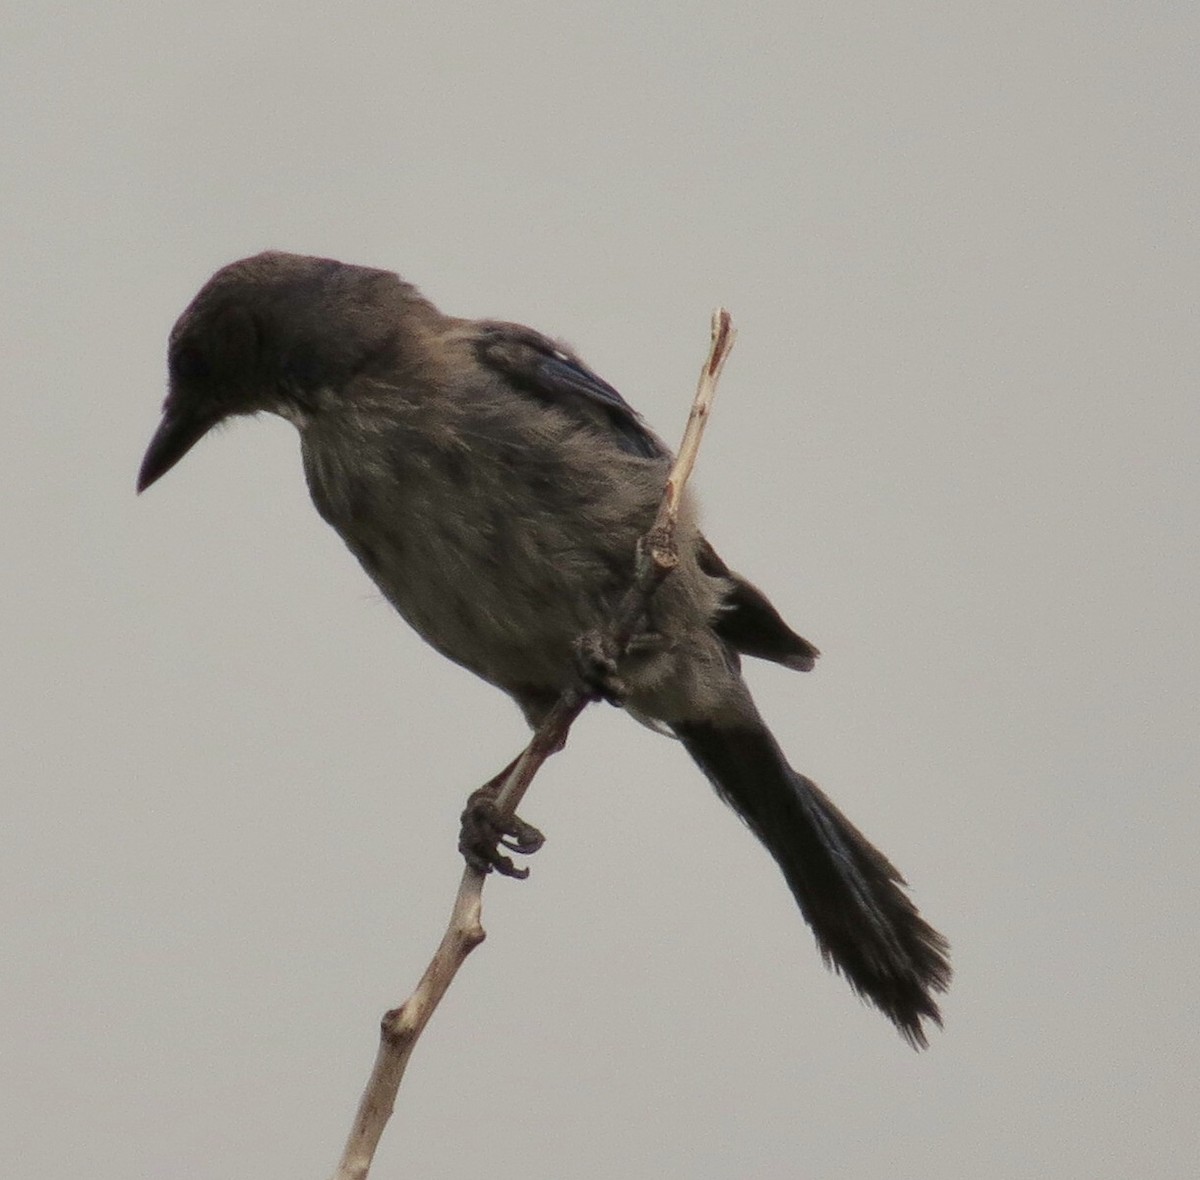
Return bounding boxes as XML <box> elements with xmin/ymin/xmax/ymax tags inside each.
<box><xmin>4</xmin><ymin>4</ymin><xmax>1197</xmax><ymax>1177</ymax></box>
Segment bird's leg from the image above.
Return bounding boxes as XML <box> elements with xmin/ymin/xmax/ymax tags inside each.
<box><xmin>458</xmin><ymin>756</ymin><xmax>545</xmax><ymax>879</ymax></box>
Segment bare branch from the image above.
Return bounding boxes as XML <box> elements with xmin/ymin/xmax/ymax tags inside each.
<box><xmin>333</xmin><ymin>870</ymin><xmax>486</xmax><ymax>1180</ymax></box>
<box><xmin>331</xmin><ymin>309</ymin><xmax>737</xmax><ymax>1180</ymax></box>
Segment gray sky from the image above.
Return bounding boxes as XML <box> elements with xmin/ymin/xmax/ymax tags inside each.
<box><xmin>4</xmin><ymin>3</ymin><xmax>1197</xmax><ymax>1177</ymax></box>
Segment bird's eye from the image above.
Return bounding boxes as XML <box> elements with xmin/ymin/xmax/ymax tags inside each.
<box><xmin>171</xmin><ymin>343</ymin><xmax>211</xmax><ymax>383</ymax></box>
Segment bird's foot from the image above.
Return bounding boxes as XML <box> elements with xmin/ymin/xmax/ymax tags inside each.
<box><xmin>459</xmin><ymin>784</ymin><xmax>545</xmax><ymax>879</ymax></box>
<box><xmin>574</xmin><ymin>630</ymin><xmax>628</xmax><ymax>704</ymax></box>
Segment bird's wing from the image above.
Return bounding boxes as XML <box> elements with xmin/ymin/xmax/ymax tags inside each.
<box><xmin>697</xmin><ymin>538</ymin><xmax>820</xmax><ymax>671</ymax></box>
<box><xmin>473</xmin><ymin>321</ymin><xmax>667</xmax><ymax>459</ymax></box>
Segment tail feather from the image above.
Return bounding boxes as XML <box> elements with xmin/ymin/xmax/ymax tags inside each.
<box><xmin>674</xmin><ymin>719</ymin><xmax>951</xmax><ymax>1048</ymax></box>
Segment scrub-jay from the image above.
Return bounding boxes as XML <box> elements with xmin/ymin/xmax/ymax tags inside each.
<box><xmin>138</xmin><ymin>252</ymin><xmax>950</xmax><ymax>1046</ymax></box>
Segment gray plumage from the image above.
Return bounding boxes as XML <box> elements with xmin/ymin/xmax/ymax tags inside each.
<box><xmin>138</xmin><ymin>251</ymin><xmax>950</xmax><ymax>1046</ymax></box>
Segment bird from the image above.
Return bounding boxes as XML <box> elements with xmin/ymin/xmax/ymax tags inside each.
<box><xmin>138</xmin><ymin>251</ymin><xmax>950</xmax><ymax>1047</ymax></box>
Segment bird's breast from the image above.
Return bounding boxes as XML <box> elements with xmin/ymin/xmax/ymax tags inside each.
<box><xmin>298</xmin><ymin>421</ymin><xmax>636</xmax><ymax>697</ymax></box>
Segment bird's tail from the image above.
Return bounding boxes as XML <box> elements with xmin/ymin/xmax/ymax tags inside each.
<box><xmin>673</xmin><ymin>718</ymin><xmax>950</xmax><ymax>1047</ymax></box>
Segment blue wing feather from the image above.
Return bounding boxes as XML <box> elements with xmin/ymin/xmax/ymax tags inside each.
<box><xmin>474</xmin><ymin>322</ymin><xmax>667</xmax><ymax>459</ymax></box>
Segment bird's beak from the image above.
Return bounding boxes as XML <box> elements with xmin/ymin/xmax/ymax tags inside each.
<box><xmin>136</xmin><ymin>404</ymin><xmax>220</xmax><ymax>493</ymax></box>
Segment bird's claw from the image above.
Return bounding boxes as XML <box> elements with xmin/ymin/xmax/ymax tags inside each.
<box><xmin>459</xmin><ymin>786</ymin><xmax>545</xmax><ymax>879</ymax></box>
<box><xmin>574</xmin><ymin>630</ymin><xmax>628</xmax><ymax>705</ymax></box>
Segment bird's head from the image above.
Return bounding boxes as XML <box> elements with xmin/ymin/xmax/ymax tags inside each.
<box><xmin>137</xmin><ymin>251</ymin><xmax>414</xmax><ymax>492</ymax></box>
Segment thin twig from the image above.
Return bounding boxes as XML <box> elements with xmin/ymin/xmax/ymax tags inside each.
<box><xmin>330</xmin><ymin>309</ymin><xmax>736</xmax><ymax>1180</ymax></box>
